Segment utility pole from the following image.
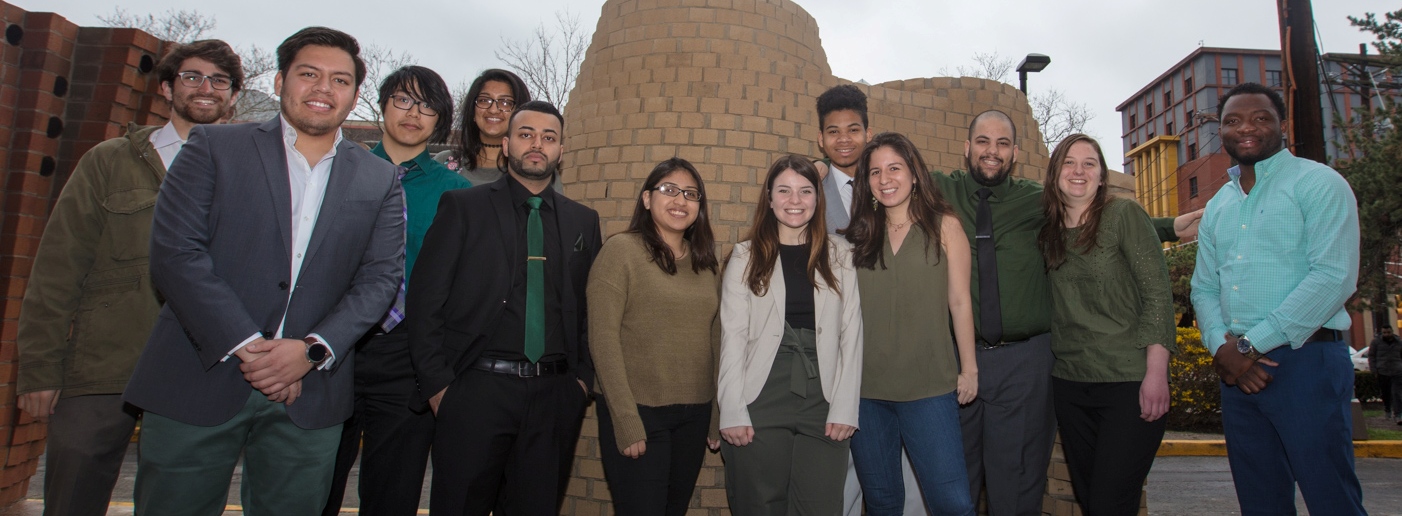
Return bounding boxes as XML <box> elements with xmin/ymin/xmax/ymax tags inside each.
<box><xmin>1277</xmin><ymin>0</ymin><xmax>1326</xmax><ymax>163</ymax></box>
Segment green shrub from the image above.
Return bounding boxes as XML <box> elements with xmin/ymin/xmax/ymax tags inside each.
<box><xmin>1355</xmin><ymin>371</ymin><xmax>1380</xmax><ymax>403</ymax></box>
<box><xmin>1167</xmin><ymin>328</ymin><xmax>1223</xmax><ymax>432</ymax></box>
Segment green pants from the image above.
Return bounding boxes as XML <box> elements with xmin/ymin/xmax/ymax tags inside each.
<box><xmin>135</xmin><ymin>390</ymin><xmax>341</xmax><ymax>516</ymax></box>
<box><xmin>722</xmin><ymin>325</ymin><xmax>848</xmax><ymax>515</ymax></box>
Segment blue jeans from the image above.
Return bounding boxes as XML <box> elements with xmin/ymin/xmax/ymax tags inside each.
<box><xmin>1220</xmin><ymin>340</ymin><xmax>1365</xmax><ymax>515</ymax></box>
<box><xmin>851</xmin><ymin>392</ymin><xmax>974</xmax><ymax>516</ymax></box>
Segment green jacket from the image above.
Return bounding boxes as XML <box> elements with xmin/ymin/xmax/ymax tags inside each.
<box><xmin>17</xmin><ymin>123</ymin><xmax>166</xmax><ymax>397</ymax></box>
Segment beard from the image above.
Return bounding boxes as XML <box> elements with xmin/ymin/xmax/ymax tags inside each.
<box><xmin>173</xmin><ymin>94</ymin><xmax>230</xmax><ymax>124</ymax></box>
<box><xmin>509</xmin><ymin>153</ymin><xmax>558</xmax><ymax>182</ymax></box>
<box><xmin>1224</xmin><ymin>136</ymin><xmax>1284</xmax><ymax>167</ymax></box>
<box><xmin>967</xmin><ymin>153</ymin><xmax>1015</xmax><ymax>187</ymax></box>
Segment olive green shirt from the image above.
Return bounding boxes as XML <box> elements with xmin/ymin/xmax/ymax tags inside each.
<box><xmin>930</xmin><ymin>171</ymin><xmax>1179</xmax><ymax>342</ymax></box>
<box><xmin>1048</xmin><ymin>199</ymin><xmax>1177</xmax><ymax>382</ymax></box>
<box><xmin>855</xmin><ymin>229</ymin><xmax>958</xmax><ymax>401</ymax></box>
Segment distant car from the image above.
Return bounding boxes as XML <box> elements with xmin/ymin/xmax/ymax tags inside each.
<box><xmin>1351</xmin><ymin>346</ymin><xmax>1370</xmax><ymax>372</ymax></box>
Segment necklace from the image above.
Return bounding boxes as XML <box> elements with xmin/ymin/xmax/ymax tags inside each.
<box><xmin>481</xmin><ymin>142</ymin><xmax>502</xmax><ymax>149</ymax></box>
<box><xmin>887</xmin><ymin>218</ymin><xmax>910</xmax><ymax>231</ymax></box>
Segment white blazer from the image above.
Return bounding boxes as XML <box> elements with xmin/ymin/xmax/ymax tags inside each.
<box><xmin>718</xmin><ymin>238</ymin><xmax>863</xmax><ymax>430</ymax></box>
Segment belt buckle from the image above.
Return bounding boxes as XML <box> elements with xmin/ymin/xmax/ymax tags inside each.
<box><xmin>517</xmin><ymin>361</ymin><xmax>540</xmax><ymax>377</ymax></box>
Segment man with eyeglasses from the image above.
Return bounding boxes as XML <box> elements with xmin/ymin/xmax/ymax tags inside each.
<box><xmin>323</xmin><ymin>65</ymin><xmax>469</xmax><ymax>516</ymax></box>
<box><xmin>15</xmin><ymin>40</ymin><xmax>242</xmax><ymax>516</ymax></box>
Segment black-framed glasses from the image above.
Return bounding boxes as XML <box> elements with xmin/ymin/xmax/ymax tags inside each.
<box><xmin>474</xmin><ymin>96</ymin><xmax>516</xmax><ymax>111</ymax></box>
<box><xmin>653</xmin><ymin>183</ymin><xmax>702</xmax><ymax>202</ymax></box>
<box><xmin>388</xmin><ymin>94</ymin><xmax>439</xmax><ymax>116</ymax></box>
<box><xmin>177</xmin><ymin>72</ymin><xmax>233</xmax><ymax>90</ymax></box>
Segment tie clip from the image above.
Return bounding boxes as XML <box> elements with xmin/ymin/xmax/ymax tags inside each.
<box><xmin>527</xmin><ymin>256</ymin><xmax>548</xmax><ymax>261</ymax></box>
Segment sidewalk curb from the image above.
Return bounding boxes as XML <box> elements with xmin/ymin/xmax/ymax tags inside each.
<box><xmin>1158</xmin><ymin>440</ymin><xmax>1402</xmax><ymax>458</ymax></box>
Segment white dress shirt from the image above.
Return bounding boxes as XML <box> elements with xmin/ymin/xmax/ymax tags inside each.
<box><xmin>149</xmin><ymin>121</ymin><xmax>185</xmax><ymax>169</ymax></box>
<box><xmin>829</xmin><ymin>165</ymin><xmax>854</xmax><ymax>213</ymax></box>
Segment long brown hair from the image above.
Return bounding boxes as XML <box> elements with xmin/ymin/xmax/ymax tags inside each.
<box><xmin>846</xmin><ymin>132</ymin><xmax>955</xmax><ymax>270</ymax></box>
<box><xmin>741</xmin><ymin>155</ymin><xmax>839</xmax><ymax>297</ymax></box>
<box><xmin>625</xmin><ymin>158</ymin><xmax>718</xmax><ymax>274</ymax></box>
<box><xmin>1038</xmin><ymin>134</ymin><xmax>1111</xmax><ymax>270</ymax></box>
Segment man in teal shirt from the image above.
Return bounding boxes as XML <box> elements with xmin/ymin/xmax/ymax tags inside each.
<box><xmin>1191</xmin><ymin>83</ymin><xmax>1363</xmax><ymax>515</ymax></box>
<box><xmin>325</xmin><ymin>65</ymin><xmax>471</xmax><ymax>515</ymax></box>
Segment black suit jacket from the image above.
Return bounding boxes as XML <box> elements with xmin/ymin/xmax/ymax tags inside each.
<box><xmin>407</xmin><ymin>175</ymin><xmax>601</xmax><ymax>404</ymax></box>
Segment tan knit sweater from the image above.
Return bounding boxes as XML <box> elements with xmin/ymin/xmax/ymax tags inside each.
<box><xmin>586</xmin><ymin>233</ymin><xmax>721</xmax><ymax>451</ymax></box>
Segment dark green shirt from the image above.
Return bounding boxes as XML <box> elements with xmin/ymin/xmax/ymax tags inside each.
<box><xmin>930</xmin><ymin>170</ymin><xmax>1178</xmax><ymax>342</ymax></box>
<box><xmin>371</xmin><ymin>144</ymin><xmax>473</xmax><ymax>281</ymax></box>
<box><xmin>855</xmin><ymin>229</ymin><xmax>958</xmax><ymax>401</ymax></box>
<box><xmin>1048</xmin><ymin>198</ymin><xmax>1177</xmax><ymax>382</ymax></box>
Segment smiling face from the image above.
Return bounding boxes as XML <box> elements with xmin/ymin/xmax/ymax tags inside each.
<box><xmin>504</xmin><ymin>109</ymin><xmax>563</xmax><ymax>183</ymax></box>
<box><xmin>643</xmin><ymin>169</ymin><xmax>701</xmax><ymax>239</ymax></box>
<box><xmin>1056</xmin><ymin>141</ymin><xmax>1104</xmax><ymax>208</ymax></box>
<box><xmin>475</xmin><ymin>80</ymin><xmax>516</xmax><ymax>142</ymax></box>
<box><xmin>275</xmin><ymin>44</ymin><xmax>358</xmax><ymax>137</ymax></box>
<box><xmin>819</xmin><ymin>109</ymin><xmax>871</xmax><ymax>173</ymax></box>
<box><xmin>161</xmin><ymin>56</ymin><xmax>238</xmax><ymax>125</ymax></box>
<box><xmin>868</xmin><ymin>145</ymin><xmax>915</xmax><ymax>213</ymax></box>
<box><xmin>1220</xmin><ymin>93</ymin><xmax>1285</xmax><ymax>167</ymax></box>
<box><xmin>770</xmin><ymin>168</ymin><xmax>818</xmax><ymax>234</ymax></box>
<box><xmin>964</xmin><ymin>116</ymin><xmax>1018</xmax><ymax>187</ymax></box>
<box><xmin>381</xmin><ymin>85</ymin><xmax>436</xmax><ymax>149</ymax></box>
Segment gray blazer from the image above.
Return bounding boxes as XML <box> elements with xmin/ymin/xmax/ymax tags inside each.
<box><xmin>124</xmin><ymin>117</ymin><xmax>404</xmax><ymax>430</ymax></box>
<box><xmin>821</xmin><ymin>164</ymin><xmax>851</xmax><ymax>235</ymax></box>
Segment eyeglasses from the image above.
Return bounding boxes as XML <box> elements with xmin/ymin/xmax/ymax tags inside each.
<box><xmin>474</xmin><ymin>96</ymin><xmax>516</xmax><ymax>111</ymax></box>
<box><xmin>388</xmin><ymin>94</ymin><xmax>439</xmax><ymax>116</ymax></box>
<box><xmin>177</xmin><ymin>72</ymin><xmax>233</xmax><ymax>90</ymax></box>
<box><xmin>652</xmin><ymin>183</ymin><xmax>702</xmax><ymax>202</ymax></box>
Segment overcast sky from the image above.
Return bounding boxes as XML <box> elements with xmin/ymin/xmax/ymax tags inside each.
<box><xmin>24</xmin><ymin>0</ymin><xmax>1393</xmax><ymax>160</ymax></box>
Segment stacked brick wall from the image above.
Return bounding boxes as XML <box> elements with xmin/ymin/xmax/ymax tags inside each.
<box><xmin>559</xmin><ymin>0</ymin><xmax>1064</xmax><ymax>515</ymax></box>
<box><xmin>0</xmin><ymin>1</ymin><xmax>168</xmax><ymax>506</ymax></box>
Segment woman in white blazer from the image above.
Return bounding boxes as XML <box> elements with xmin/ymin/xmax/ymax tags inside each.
<box><xmin>718</xmin><ymin>155</ymin><xmax>863</xmax><ymax>515</ymax></box>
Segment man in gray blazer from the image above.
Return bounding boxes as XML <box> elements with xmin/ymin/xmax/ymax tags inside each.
<box><xmin>123</xmin><ymin>27</ymin><xmax>403</xmax><ymax>515</ymax></box>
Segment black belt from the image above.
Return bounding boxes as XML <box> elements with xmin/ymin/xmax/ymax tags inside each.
<box><xmin>1304</xmin><ymin>328</ymin><xmax>1343</xmax><ymax>344</ymax></box>
<box><xmin>471</xmin><ymin>357</ymin><xmax>570</xmax><ymax>377</ymax></box>
<box><xmin>976</xmin><ymin>335</ymin><xmax>1033</xmax><ymax>351</ymax></box>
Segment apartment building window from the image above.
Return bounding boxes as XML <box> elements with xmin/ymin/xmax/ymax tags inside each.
<box><xmin>1186</xmin><ymin>109</ymin><xmax>1196</xmax><ymax>125</ymax></box>
<box><xmin>1267</xmin><ymin>70</ymin><xmax>1282</xmax><ymax>87</ymax></box>
<box><xmin>1148</xmin><ymin>131</ymin><xmax>1156</xmax><ymax>140</ymax></box>
<box><xmin>1184</xmin><ymin>76</ymin><xmax>1194</xmax><ymax>92</ymax></box>
<box><xmin>1146</xmin><ymin>102</ymin><xmax>1154</xmax><ymax>117</ymax></box>
<box><xmin>1166</xmin><ymin>120</ymin><xmax>1175</xmax><ymax>135</ymax></box>
<box><xmin>1223</xmin><ymin>68</ymin><xmax>1238</xmax><ymax>85</ymax></box>
<box><xmin>1164</xmin><ymin>89</ymin><xmax>1173</xmax><ymax>106</ymax></box>
<box><xmin>1130</xmin><ymin>113</ymin><xmax>1137</xmax><ymax>127</ymax></box>
<box><xmin>1188</xmin><ymin>142</ymin><xmax>1198</xmax><ymax>160</ymax></box>
<box><xmin>1189</xmin><ymin>176</ymin><xmax>1199</xmax><ymax>198</ymax></box>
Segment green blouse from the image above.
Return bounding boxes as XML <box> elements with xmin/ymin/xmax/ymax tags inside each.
<box><xmin>855</xmin><ymin>229</ymin><xmax>959</xmax><ymax>401</ymax></box>
<box><xmin>1048</xmin><ymin>198</ymin><xmax>1176</xmax><ymax>383</ymax></box>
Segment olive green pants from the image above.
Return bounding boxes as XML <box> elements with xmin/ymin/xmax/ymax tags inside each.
<box><xmin>722</xmin><ymin>325</ymin><xmax>848</xmax><ymax>515</ymax></box>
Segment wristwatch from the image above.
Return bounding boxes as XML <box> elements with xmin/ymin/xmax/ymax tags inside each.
<box><xmin>303</xmin><ymin>337</ymin><xmax>331</xmax><ymax>368</ymax></box>
<box><xmin>1235</xmin><ymin>336</ymin><xmax>1265</xmax><ymax>362</ymax></box>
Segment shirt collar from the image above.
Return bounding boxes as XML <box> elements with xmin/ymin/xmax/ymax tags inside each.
<box><xmin>828</xmin><ymin>165</ymin><xmax>853</xmax><ymax>186</ymax></box>
<box><xmin>1227</xmin><ymin>148</ymin><xmax>1291</xmax><ymax>183</ymax></box>
<box><xmin>149</xmin><ymin>121</ymin><xmax>184</xmax><ymax>149</ymax></box>
<box><xmin>507</xmin><ymin>173</ymin><xmax>555</xmax><ymax>210</ymax></box>
<box><xmin>279</xmin><ymin>114</ymin><xmax>344</xmax><ymax>159</ymax></box>
<box><xmin>369</xmin><ymin>143</ymin><xmax>433</xmax><ymax>176</ymax></box>
<box><xmin>963</xmin><ymin>170</ymin><xmax>1015</xmax><ymax>199</ymax></box>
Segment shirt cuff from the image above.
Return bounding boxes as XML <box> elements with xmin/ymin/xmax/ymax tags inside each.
<box><xmin>222</xmin><ymin>333</ymin><xmax>263</xmax><ymax>362</ymax></box>
<box><xmin>1203</xmin><ymin>327</ymin><xmax>1227</xmax><ymax>356</ymax></box>
<box><xmin>306</xmin><ymin>333</ymin><xmax>335</xmax><ymax>370</ymax></box>
<box><xmin>1243</xmin><ymin>326</ymin><xmax>1287</xmax><ymax>354</ymax></box>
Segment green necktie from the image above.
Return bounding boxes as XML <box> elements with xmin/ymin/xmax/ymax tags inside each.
<box><xmin>525</xmin><ymin>196</ymin><xmax>545</xmax><ymax>363</ymax></box>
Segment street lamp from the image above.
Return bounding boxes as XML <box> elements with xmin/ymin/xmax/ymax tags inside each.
<box><xmin>1017</xmin><ymin>53</ymin><xmax>1051</xmax><ymax>93</ymax></box>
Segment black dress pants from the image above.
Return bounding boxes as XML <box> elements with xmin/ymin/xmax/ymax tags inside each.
<box><xmin>595</xmin><ymin>397</ymin><xmax>711</xmax><ymax>516</ymax></box>
<box><xmin>1052</xmin><ymin>378</ymin><xmax>1166</xmax><ymax>516</ymax></box>
<box><xmin>429</xmin><ymin>368</ymin><xmax>588</xmax><ymax>516</ymax></box>
<box><xmin>324</xmin><ymin>329</ymin><xmax>436</xmax><ymax>516</ymax></box>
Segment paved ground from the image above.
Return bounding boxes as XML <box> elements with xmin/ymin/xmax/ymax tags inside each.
<box><xmin>3</xmin><ymin>443</ymin><xmax>1399</xmax><ymax>515</ymax></box>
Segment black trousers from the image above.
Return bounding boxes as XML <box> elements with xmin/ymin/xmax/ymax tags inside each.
<box><xmin>324</xmin><ymin>329</ymin><xmax>435</xmax><ymax>516</ymax></box>
<box><xmin>595</xmin><ymin>397</ymin><xmax>711</xmax><ymax>516</ymax></box>
<box><xmin>1052</xmin><ymin>378</ymin><xmax>1166</xmax><ymax>516</ymax></box>
<box><xmin>43</xmin><ymin>394</ymin><xmax>140</xmax><ymax>516</ymax></box>
<box><xmin>429</xmin><ymin>368</ymin><xmax>588</xmax><ymax>515</ymax></box>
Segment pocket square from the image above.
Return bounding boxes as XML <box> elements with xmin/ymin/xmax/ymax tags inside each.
<box><xmin>574</xmin><ymin>234</ymin><xmax>586</xmax><ymax>252</ymax></box>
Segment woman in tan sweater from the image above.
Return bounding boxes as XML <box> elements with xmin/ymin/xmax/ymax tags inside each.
<box><xmin>586</xmin><ymin>158</ymin><xmax>721</xmax><ymax>516</ymax></box>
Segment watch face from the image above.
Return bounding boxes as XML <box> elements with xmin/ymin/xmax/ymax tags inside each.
<box><xmin>1236</xmin><ymin>338</ymin><xmax>1251</xmax><ymax>354</ymax></box>
<box><xmin>308</xmin><ymin>343</ymin><xmax>329</xmax><ymax>361</ymax></box>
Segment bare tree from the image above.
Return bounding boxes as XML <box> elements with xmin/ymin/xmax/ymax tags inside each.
<box><xmin>449</xmin><ymin>78</ymin><xmax>473</xmax><ymax>143</ymax></box>
<box><xmin>97</xmin><ymin>7</ymin><xmax>216</xmax><ymax>43</ymax></box>
<box><xmin>944</xmin><ymin>51</ymin><xmax>1095</xmax><ymax>150</ymax></box>
<box><xmin>350</xmin><ymin>44</ymin><xmax>417</xmax><ymax>123</ymax></box>
<box><xmin>232</xmin><ymin>44</ymin><xmax>279</xmax><ymax>122</ymax></box>
<box><xmin>495</xmin><ymin>10</ymin><xmax>590</xmax><ymax>109</ymax></box>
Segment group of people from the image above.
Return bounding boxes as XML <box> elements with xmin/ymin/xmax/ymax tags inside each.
<box><xmin>12</xmin><ymin>22</ymin><xmax>1369</xmax><ymax>516</ymax></box>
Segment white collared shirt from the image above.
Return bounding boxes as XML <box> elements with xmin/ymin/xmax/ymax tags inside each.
<box><xmin>149</xmin><ymin>121</ymin><xmax>185</xmax><ymax>169</ymax></box>
<box><xmin>226</xmin><ymin>115</ymin><xmax>342</xmax><ymax>369</ymax></box>
<box><xmin>829</xmin><ymin>165</ymin><xmax>854</xmax><ymax>213</ymax></box>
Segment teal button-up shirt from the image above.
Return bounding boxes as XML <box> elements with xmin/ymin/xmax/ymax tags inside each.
<box><xmin>1190</xmin><ymin>149</ymin><xmax>1359</xmax><ymax>355</ymax></box>
<box><xmin>371</xmin><ymin>144</ymin><xmax>472</xmax><ymax>281</ymax></box>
